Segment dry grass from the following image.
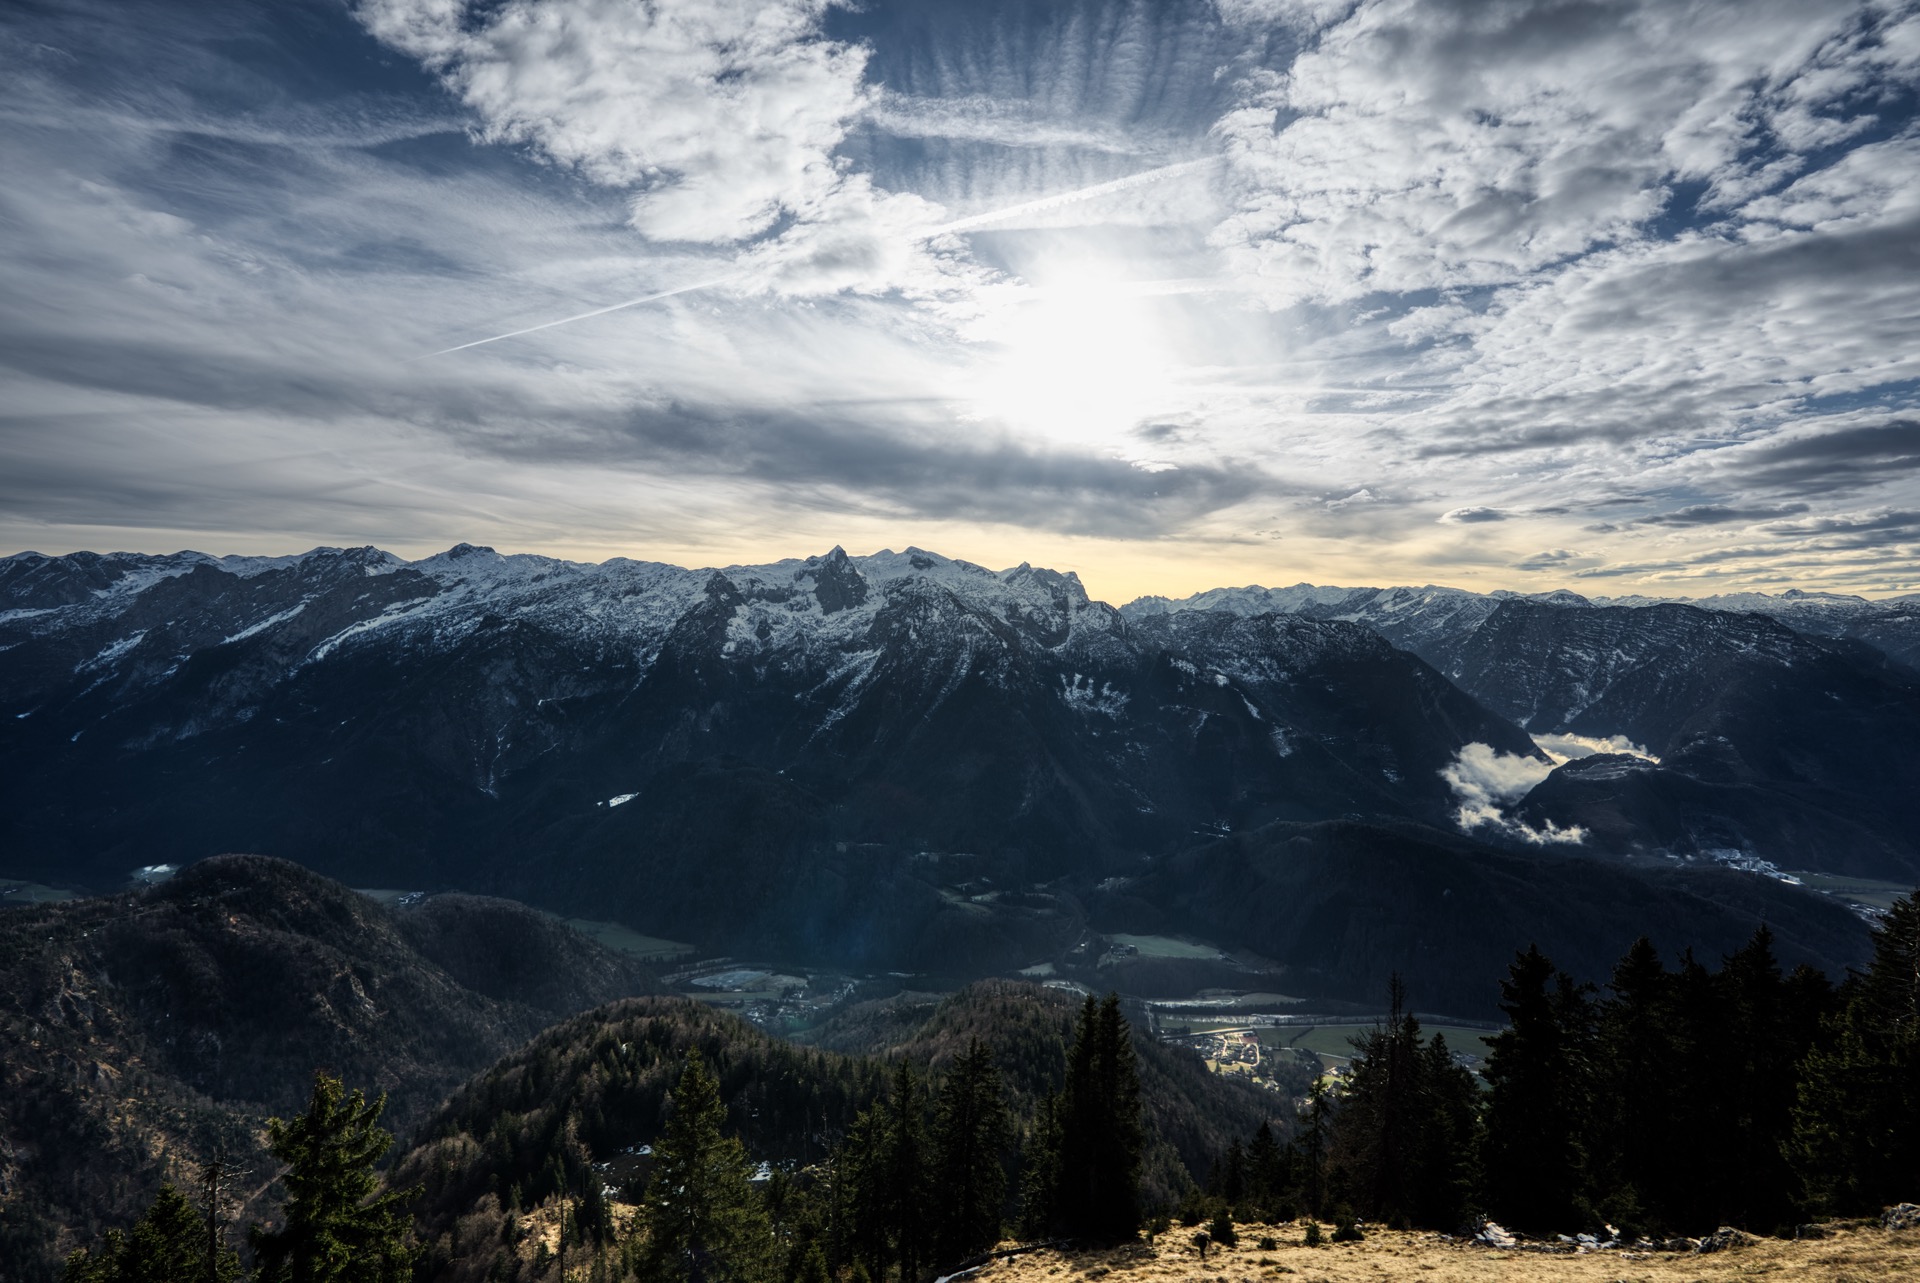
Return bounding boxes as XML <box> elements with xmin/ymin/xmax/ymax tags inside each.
<box><xmin>960</xmin><ymin>1222</ymin><xmax>1920</xmax><ymax>1283</ymax></box>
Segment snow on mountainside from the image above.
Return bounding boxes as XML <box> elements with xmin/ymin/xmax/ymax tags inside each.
<box><xmin>1125</xmin><ymin>579</ymin><xmax>1920</xmax><ymax>879</ymax></box>
<box><xmin>0</xmin><ymin>543</ymin><xmax>1893</xmax><ymax>1006</ymax></box>
<box><xmin>1122</xmin><ymin>580</ymin><xmax>1920</xmax><ymax>672</ymax></box>
<box><xmin>0</xmin><ymin>543</ymin><xmax>1539</xmax><ymax>932</ymax></box>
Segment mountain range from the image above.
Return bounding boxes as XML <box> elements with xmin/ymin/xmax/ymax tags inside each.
<box><xmin>1</xmin><ymin>544</ymin><xmax>1910</xmax><ymax>1008</ymax></box>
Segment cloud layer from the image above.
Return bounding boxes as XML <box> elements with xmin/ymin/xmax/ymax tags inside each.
<box><xmin>1</xmin><ymin>0</ymin><xmax>1917</xmax><ymax>600</ymax></box>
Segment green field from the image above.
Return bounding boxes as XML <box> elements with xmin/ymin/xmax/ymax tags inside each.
<box><xmin>564</xmin><ymin>918</ymin><xmax>694</xmax><ymax>961</ymax></box>
<box><xmin>0</xmin><ymin>878</ymin><xmax>78</xmax><ymax>906</ymax></box>
<box><xmin>1792</xmin><ymin>872</ymin><xmax>1914</xmax><ymax>912</ymax></box>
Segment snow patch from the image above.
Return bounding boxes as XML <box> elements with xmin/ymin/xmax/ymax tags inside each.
<box><xmin>75</xmin><ymin>630</ymin><xmax>146</xmax><ymax>672</ymax></box>
<box><xmin>222</xmin><ymin>603</ymin><xmax>306</xmax><ymax>645</ymax></box>
<box><xmin>1059</xmin><ymin>672</ymin><xmax>1128</xmax><ymax>717</ymax></box>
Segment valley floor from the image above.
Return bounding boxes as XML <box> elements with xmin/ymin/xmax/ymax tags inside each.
<box><xmin>960</xmin><ymin>1222</ymin><xmax>1917</xmax><ymax>1283</ymax></box>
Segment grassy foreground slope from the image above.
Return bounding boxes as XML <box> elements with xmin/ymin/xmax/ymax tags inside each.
<box><xmin>972</xmin><ymin>1222</ymin><xmax>1920</xmax><ymax>1283</ymax></box>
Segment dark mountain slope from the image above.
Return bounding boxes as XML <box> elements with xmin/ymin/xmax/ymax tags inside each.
<box><xmin>0</xmin><ymin>546</ymin><xmax>1539</xmax><ymax>969</ymax></box>
<box><xmin>1132</xmin><ymin>820</ymin><xmax>1874</xmax><ymax>1017</ymax></box>
<box><xmin>0</xmin><ymin>855</ymin><xmax>654</xmax><ymax>1271</ymax></box>
<box><xmin>399</xmin><ymin>985</ymin><xmax>1289</xmax><ymax>1281</ymax></box>
<box><xmin>1445</xmin><ymin>601</ymin><xmax>1920</xmax><ymax>876</ymax></box>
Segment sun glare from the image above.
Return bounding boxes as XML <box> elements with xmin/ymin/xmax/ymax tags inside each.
<box><xmin>966</xmin><ymin>263</ymin><xmax>1180</xmax><ymax>451</ymax></box>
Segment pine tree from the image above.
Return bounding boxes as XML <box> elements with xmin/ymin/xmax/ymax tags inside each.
<box><xmin>876</xmin><ymin>1059</ymin><xmax>931</xmax><ymax>1280</ymax></box>
<box><xmin>65</xmin><ymin>1183</ymin><xmax>237</xmax><ymax>1283</ymax></box>
<box><xmin>1245</xmin><ymin>1121</ymin><xmax>1287</xmax><ymax>1219</ymax></box>
<box><xmin>1715</xmin><ymin>928</ymin><xmax>1801</xmax><ymax>1231</ymax></box>
<box><xmin>1325</xmin><ymin>977</ymin><xmax>1479</xmax><ymax>1230</ymax></box>
<box><xmin>929</xmin><ymin>1039</ymin><xmax>1010</xmax><ymax>1265</ymax></box>
<box><xmin>1053</xmin><ymin>994</ymin><xmax>1144</xmax><ymax>1243</ymax></box>
<box><xmin>251</xmin><ymin>1071</ymin><xmax>415</xmax><ymax>1283</ymax></box>
<box><xmin>1592</xmin><ymin>936</ymin><xmax>1677</xmax><ymax>1235</ymax></box>
<box><xmin>1409</xmin><ymin>1033</ymin><xmax>1480</xmax><ymax>1230</ymax></box>
<box><xmin>1792</xmin><ymin>890</ymin><xmax>1920</xmax><ymax>1214</ymax></box>
<box><xmin>634</xmin><ymin>1050</ymin><xmax>774</xmax><ymax>1283</ymax></box>
<box><xmin>1293</xmin><ymin>1078</ymin><xmax>1333</xmax><ymax>1220</ymax></box>
<box><xmin>1015</xmin><ymin>1092</ymin><xmax>1063</xmax><ymax>1241</ymax></box>
<box><xmin>835</xmin><ymin>1108</ymin><xmax>891</xmax><ymax>1281</ymax></box>
<box><xmin>1481</xmin><ymin>947</ymin><xmax>1595</xmax><ymax>1233</ymax></box>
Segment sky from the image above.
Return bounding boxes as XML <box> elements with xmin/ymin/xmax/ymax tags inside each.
<box><xmin>3</xmin><ymin>0</ymin><xmax>1919</xmax><ymax>603</ymax></box>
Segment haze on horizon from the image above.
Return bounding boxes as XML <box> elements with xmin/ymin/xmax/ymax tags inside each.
<box><xmin>3</xmin><ymin>0</ymin><xmax>1918</xmax><ymax>603</ymax></box>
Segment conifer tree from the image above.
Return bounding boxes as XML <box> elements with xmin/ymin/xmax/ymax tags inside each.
<box><xmin>1015</xmin><ymin>1092</ymin><xmax>1063</xmax><ymax>1241</ymax></box>
<box><xmin>929</xmin><ymin>1039</ymin><xmax>1010</xmax><ymax>1265</ymax></box>
<box><xmin>876</xmin><ymin>1059</ymin><xmax>931</xmax><ymax>1280</ymax></box>
<box><xmin>635</xmin><ymin>1050</ymin><xmax>773</xmax><ymax>1283</ymax></box>
<box><xmin>1293</xmin><ymin>1078</ymin><xmax>1333</xmax><ymax>1219</ymax></box>
<box><xmin>1053</xmin><ymin>994</ymin><xmax>1144</xmax><ymax>1243</ymax></box>
<box><xmin>1792</xmin><ymin>890</ymin><xmax>1920</xmax><ymax>1213</ymax></box>
<box><xmin>1245</xmin><ymin>1121</ymin><xmax>1287</xmax><ymax>1219</ymax></box>
<box><xmin>1325</xmin><ymin>977</ymin><xmax>1478</xmax><ymax>1230</ymax></box>
<box><xmin>1592</xmin><ymin>936</ymin><xmax>1677</xmax><ymax>1234</ymax></box>
<box><xmin>835</xmin><ymin>1107</ymin><xmax>892</xmax><ymax>1280</ymax></box>
<box><xmin>65</xmin><ymin>1184</ymin><xmax>237</xmax><ymax>1283</ymax></box>
<box><xmin>1481</xmin><ymin>947</ymin><xmax>1595</xmax><ymax>1232</ymax></box>
<box><xmin>251</xmin><ymin>1071</ymin><xmax>415</xmax><ymax>1283</ymax></box>
<box><xmin>1715</xmin><ymin>928</ymin><xmax>1800</xmax><ymax>1231</ymax></box>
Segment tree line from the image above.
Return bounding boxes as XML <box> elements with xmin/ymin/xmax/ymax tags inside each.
<box><xmin>62</xmin><ymin>994</ymin><xmax>1148</xmax><ymax>1283</ymax></box>
<box><xmin>1197</xmin><ymin>894</ymin><xmax>1920</xmax><ymax>1240</ymax></box>
<box><xmin>624</xmin><ymin>992</ymin><xmax>1145</xmax><ymax>1283</ymax></box>
<box><xmin>63</xmin><ymin>893</ymin><xmax>1920</xmax><ymax>1278</ymax></box>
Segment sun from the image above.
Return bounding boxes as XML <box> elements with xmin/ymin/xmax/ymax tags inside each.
<box><xmin>965</xmin><ymin>260</ymin><xmax>1180</xmax><ymax>450</ymax></box>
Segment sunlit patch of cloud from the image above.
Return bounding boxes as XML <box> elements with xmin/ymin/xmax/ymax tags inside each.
<box><xmin>1439</xmin><ymin>742</ymin><xmax>1585</xmax><ymax>845</ymax></box>
<box><xmin>1532</xmin><ymin>732</ymin><xmax>1659</xmax><ymax>765</ymax></box>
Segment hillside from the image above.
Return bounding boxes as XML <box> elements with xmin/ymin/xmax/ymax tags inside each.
<box><xmin>0</xmin><ymin>855</ymin><xmax>655</xmax><ymax>1275</ymax></box>
<box><xmin>1128</xmin><ymin>819</ymin><xmax>1874</xmax><ymax>1017</ymax></box>
<box><xmin>792</xmin><ymin>980</ymin><xmax>1300</xmax><ymax>1205</ymax></box>
<box><xmin>396</xmin><ymin>984</ymin><xmax>1299</xmax><ymax>1281</ymax></box>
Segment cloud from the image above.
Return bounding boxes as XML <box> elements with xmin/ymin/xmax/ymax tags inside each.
<box><xmin>356</xmin><ymin>0</ymin><xmax>871</xmax><ymax>244</ymax></box>
<box><xmin>1439</xmin><ymin>741</ymin><xmax>1585</xmax><ymax>845</ymax></box>
<box><xmin>1630</xmin><ymin>503</ymin><xmax>1811</xmax><ymax>527</ymax></box>
<box><xmin>1533</xmin><ymin>732</ymin><xmax>1658</xmax><ymax>764</ymax></box>
<box><xmin>1210</xmin><ymin>1</ymin><xmax>1920</xmax><ymax>306</ymax></box>
<box><xmin>1725</xmin><ymin>420</ymin><xmax>1920</xmax><ymax>496</ymax></box>
<box><xmin>4</xmin><ymin>0</ymin><xmax>1920</xmax><ymax>601</ymax></box>
<box><xmin>1512</xmin><ymin>548</ymin><xmax>1596</xmax><ymax>572</ymax></box>
<box><xmin>1761</xmin><ymin>507</ymin><xmax>1920</xmax><ymax>537</ymax></box>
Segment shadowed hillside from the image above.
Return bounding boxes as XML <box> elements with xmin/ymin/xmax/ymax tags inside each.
<box><xmin>0</xmin><ymin>855</ymin><xmax>655</xmax><ymax>1275</ymax></box>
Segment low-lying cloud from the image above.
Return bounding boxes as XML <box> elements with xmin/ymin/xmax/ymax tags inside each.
<box><xmin>1440</xmin><ymin>742</ymin><xmax>1585</xmax><ymax>846</ymax></box>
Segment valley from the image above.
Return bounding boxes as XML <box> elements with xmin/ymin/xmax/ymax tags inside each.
<box><xmin>3</xmin><ymin>544</ymin><xmax>1917</xmax><ymax>1280</ymax></box>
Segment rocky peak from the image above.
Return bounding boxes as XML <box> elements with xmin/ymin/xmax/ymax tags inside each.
<box><xmin>804</xmin><ymin>546</ymin><xmax>869</xmax><ymax>615</ymax></box>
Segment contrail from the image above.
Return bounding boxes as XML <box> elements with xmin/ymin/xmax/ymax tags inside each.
<box><xmin>428</xmin><ymin>274</ymin><xmax>739</xmax><ymax>356</ymax></box>
<box><xmin>429</xmin><ymin>157</ymin><xmax>1217</xmax><ymax>356</ymax></box>
<box><xmin>923</xmin><ymin>156</ymin><xmax>1222</xmax><ymax>237</ymax></box>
